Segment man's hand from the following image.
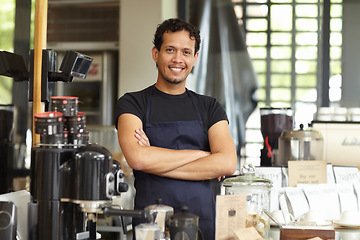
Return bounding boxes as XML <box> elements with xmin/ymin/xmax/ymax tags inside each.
<box><xmin>135</xmin><ymin>129</ymin><xmax>150</xmax><ymax>146</ymax></box>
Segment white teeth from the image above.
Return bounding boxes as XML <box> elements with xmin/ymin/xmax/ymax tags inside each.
<box><xmin>170</xmin><ymin>67</ymin><xmax>182</xmax><ymax>72</ymax></box>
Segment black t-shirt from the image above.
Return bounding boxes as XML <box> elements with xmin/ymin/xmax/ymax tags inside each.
<box><xmin>114</xmin><ymin>85</ymin><xmax>228</xmax><ymax>132</ymax></box>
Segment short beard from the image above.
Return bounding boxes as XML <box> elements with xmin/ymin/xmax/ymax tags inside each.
<box><xmin>165</xmin><ymin>78</ymin><xmax>184</xmax><ymax>84</ymax></box>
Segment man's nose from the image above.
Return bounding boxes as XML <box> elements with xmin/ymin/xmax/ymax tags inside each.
<box><xmin>172</xmin><ymin>52</ymin><xmax>183</xmax><ymax>62</ymax></box>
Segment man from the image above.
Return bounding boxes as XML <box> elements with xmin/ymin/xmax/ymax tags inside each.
<box><xmin>115</xmin><ymin>18</ymin><xmax>237</xmax><ymax>240</ymax></box>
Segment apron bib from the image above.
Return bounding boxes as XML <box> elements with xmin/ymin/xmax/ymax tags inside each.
<box><xmin>133</xmin><ymin>86</ymin><xmax>215</xmax><ymax>240</ymax></box>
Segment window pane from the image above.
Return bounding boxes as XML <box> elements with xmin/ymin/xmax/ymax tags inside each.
<box><xmin>272</xmin><ymin>0</ymin><xmax>292</xmax><ymax>3</ymax></box>
<box><xmin>271</xmin><ymin>46</ymin><xmax>292</xmax><ymax>59</ymax></box>
<box><xmin>330</xmin><ymin>32</ymin><xmax>342</xmax><ymax>46</ymax></box>
<box><xmin>257</xmin><ymin>74</ymin><xmax>266</xmax><ymax>87</ymax></box>
<box><xmin>233</xmin><ymin>5</ymin><xmax>243</xmax><ymax>19</ymax></box>
<box><xmin>296</xmin><ymin>5</ymin><xmax>318</xmax><ymax>17</ymax></box>
<box><xmin>271</xmin><ymin>88</ymin><xmax>291</xmax><ymax>101</ymax></box>
<box><xmin>271</xmin><ymin>33</ymin><xmax>292</xmax><ymax>45</ymax></box>
<box><xmin>0</xmin><ymin>77</ymin><xmax>13</xmax><ymax>104</ymax></box>
<box><xmin>245</xmin><ymin>129</ymin><xmax>263</xmax><ymax>142</ymax></box>
<box><xmin>295</xmin><ymin>60</ymin><xmax>317</xmax><ymax>73</ymax></box>
<box><xmin>256</xmin><ymin>88</ymin><xmax>266</xmax><ymax>101</ymax></box>
<box><xmin>252</xmin><ymin>60</ymin><xmax>267</xmax><ymax>73</ymax></box>
<box><xmin>296</xmin><ymin>33</ymin><xmax>318</xmax><ymax>45</ymax></box>
<box><xmin>247</xmin><ymin>5</ymin><xmax>268</xmax><ymax>17</ymax></box>
<box><xmin>246</xmin><ymin>19</ymin><xmax>268</xmax><ymax>31</ymax></box>
<box><xmin>296</xmin><ymin>0</ymin><xmax>317</xmax><ymax>2</ymax></box>
<box><xmin>296</xmin><ymin>74</ymin><xmax>317</xmax><ymax>87</ymax></box>
<box><xmin>271</xmin><ymin>74</ymin><xmax>291</xmax><ymax>87</ymax></box>
<box><xmin>296</xmin><ymin>46</ymin><xmax>317</xmax><ymax>60</ymax></box>
<box><xmin>0</xmin><ymin>0</ymin><xmax>15</xmax><ymax>104</ymax></box>
<box><xmin>329</xmin><ymin>74</ymin><xmax>342</xmax><ymax>88</ymax></box>
<box><xmin>330</xmin><ymin>60</ymin><xmax>342</xmax><ymax>75</ymax></box>
<box><xmin>329</xmin><ymin>88</ymin><xmax>341</xmax><ymax>102</ymax></box>
<box><xmin>257</xmin><ymin>102</ymin><xmax>267</xmax><ymax>108</ymax></box>
<box><xmin>248</xmin><ymin>46</ymin><xmax>267</xmax><ymax>59</ymax></box>
<box><xmin>330</xmin><ymin>18</ymin><xmax>342</xmax><ymax>31</ymax></box>
<box><xmin>271</xmin><ymin>60</ymin><xmax>291</xmax><ymax>73</ymax></box>
<box><xmin>270</xmin><ymin>5</ymin><xmax>293</xmax><ymax>31</ymax></box>
<box><xmin>296</xmin><ymin>88</ymin><xmax>317</xmax><ymax>102</ymax></box>
<box><xmin>295</xmin><ymin>102</ymin><xmax>317</xmax><ymax>126</ymax></box>
<box><xmin>247</xmin><ymin>0</ymin><xmax>266</xmax><ymax>3</ymax></box>
<box><xmin>247</xmin><ymin>32</ymin><xmax>267</xmax><ymax>46</ymax></box>
<box><xmin>296</xmin><ymin>19</ymin><xmax>318</xmax><ymax>31</ymax></box>
<box><xmin>330</xmin><ymin>4</ymin><xmax>342</xmax><ymax>18</ymax></box>
<box><xmin>330</xmin><ymin>46</ymin><xmax>341</xmax><ymax>59</ymax></box>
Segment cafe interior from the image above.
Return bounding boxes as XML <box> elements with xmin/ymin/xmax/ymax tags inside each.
<box><xmin>1</xmin><ymin>0</ymin><xmax>360</xmax><ymax>239</ymax></box>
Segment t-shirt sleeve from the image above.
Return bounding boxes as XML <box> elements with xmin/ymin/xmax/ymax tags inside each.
<box><xmin>206</xmin><ymin>98</ymin><xmax>229</xmax><ymax>129</ymax></box>
<box><xmin>114</xmin><ymin>92</ymin><xmax>146</xmax><ymax>129</ymax></box>
<box><xmin>193</xmin><ymin>92</ymin><xmax>228</xmax><ymax>130</ymax></box>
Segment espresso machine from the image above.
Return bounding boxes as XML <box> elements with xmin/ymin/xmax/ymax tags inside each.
<box><xmin>0</xmin><ymin>50</ymin><xmax>149</xmax><ymax>240</ymax></box>
<box><xmin>29</xmin><ymin>98</ymin><xmax>145</xmax><ymax>240</ymax></box>
<box><xmin>260</xmin><ymin>107</ymin><xmax>293</xmax><ymax>166</ymax></box>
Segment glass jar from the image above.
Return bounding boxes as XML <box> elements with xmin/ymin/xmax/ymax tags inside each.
<box><xmin>278</xmin><ymin>124</ymin><xmax>323</xmax><ymax>165</ymax></box>
<box><xmin>223</xmin><ymin>165</ymin><xmax>272</xmax><ymax>238</ymax></box>
<box><xmin>168</xmin><ymin>206</ymin><xmax>203</xmax><ymax>240</ymax></box>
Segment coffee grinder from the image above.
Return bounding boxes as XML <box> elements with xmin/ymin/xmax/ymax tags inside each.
<box><xmin>260</xmin><ymin>107</ymin><xmax>293</xmax><ymax>166</ymax></box>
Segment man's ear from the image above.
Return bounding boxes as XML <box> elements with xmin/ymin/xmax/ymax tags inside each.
<box><xmin>152</xmin><ymin>47</ymin><xmax>159</xmax><ymax>63</ymax></box>
<box><xmin>193</xmin><ymin>51</ymin><xmax>199</xmax><ymax>67</ymax></box>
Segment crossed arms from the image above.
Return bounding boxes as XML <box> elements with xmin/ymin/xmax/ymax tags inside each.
<box><xmin>117</xmin><ymin>113</ymin><xmax>237</xmax><ymax>181</ymax></box>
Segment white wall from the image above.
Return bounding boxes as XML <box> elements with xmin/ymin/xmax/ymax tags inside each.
<box><xmin>118</xmin><ymin>0</ymin><xmax>177</xmax><ymax>97</ymax></box>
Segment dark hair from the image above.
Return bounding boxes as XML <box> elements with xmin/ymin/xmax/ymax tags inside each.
<box><xmin>153</xmin><ymin>18</ymin><xmax>201</xmax><ymax>55</ymax></box>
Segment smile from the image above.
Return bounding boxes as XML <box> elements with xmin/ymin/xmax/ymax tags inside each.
<box><xmin>170</xmin><ymin>67</ymin><xmax>184</xmax><ymax>72</ymax></box>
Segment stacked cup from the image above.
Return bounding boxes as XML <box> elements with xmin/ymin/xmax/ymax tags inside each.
<box><xmin>50</xmin><ymin>96</ymin><xmax>89</xmax><ymax>145</ymax></box>
<box><xmin>34</xmin><ymin>111</ymin><xmax>66</xmax><ymax>144</ymax></box>
<box><xmin>34</xmin><ymin>96</ymin><xmax>89</xmax><ymax>146</ymax></box>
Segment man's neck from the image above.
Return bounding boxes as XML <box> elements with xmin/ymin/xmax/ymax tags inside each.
<box><xmin>154</xmin><ymin>81</ymin><xmax>186</xmax><ymax>95</ymax></box>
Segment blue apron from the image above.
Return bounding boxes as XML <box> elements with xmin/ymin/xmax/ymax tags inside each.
<box><xmin>132</xmin><ymin>87</ymin><xmax>215</xmax><ymax>240</ymax></box>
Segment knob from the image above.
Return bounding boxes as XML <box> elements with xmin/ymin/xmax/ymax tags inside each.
<box><xmin>118</xmin><ymin>182</ymin><xmax>129</xmax><ymax>193</ymax></box>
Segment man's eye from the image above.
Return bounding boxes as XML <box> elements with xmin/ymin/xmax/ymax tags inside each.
<box><xmin>184</xmin><ymin>51</ymin><xmax>191</xmax><ymax>55</ymax></box>
<box><xmin>166</xmin><ymin>49</ymin><xmax>174</xmax><ymax>53</ymax></box>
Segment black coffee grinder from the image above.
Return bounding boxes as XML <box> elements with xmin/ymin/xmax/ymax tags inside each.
<box><xmin>260</xmin><ymin>107</ymin><xmax>293</xmax><ymax>166</ymax></box>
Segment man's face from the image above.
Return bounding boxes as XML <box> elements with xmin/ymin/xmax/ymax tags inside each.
<box><xmin>152</xmin><ymin>30</ymin><xmax>199</xmax><ymax>85</ymax></box>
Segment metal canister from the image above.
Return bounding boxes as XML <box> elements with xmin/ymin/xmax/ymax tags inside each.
<box><xmin>144</xmin><ymin>199</ymin><xmax>174</xmax><ymax>240</ymax></box>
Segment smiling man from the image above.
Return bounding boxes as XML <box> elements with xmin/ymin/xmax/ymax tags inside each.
<box><xmin>115</xmin><ymin>18</ymin><xmax>237</xmax><ymax>240</ymax></box>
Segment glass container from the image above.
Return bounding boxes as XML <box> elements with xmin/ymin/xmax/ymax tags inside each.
<box><xmin>278</xmin><ymin>124</ymin><xmax>323</xmax><ymax>165</ymax></box>
<box><xmin>223</xmin><ymin>165</ymin><xmax>272</xmax><ymax>238</ymax></box>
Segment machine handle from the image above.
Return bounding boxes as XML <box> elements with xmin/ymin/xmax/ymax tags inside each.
<box><xmin>103</xmin><ymin>207</ymin><xmax>147</xmax><ymax>219</ymax></box>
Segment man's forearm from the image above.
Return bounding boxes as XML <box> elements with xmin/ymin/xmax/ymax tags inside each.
<box><xmin>157</xmin><ymin>151</ymin><xmax>236</xmax><ymax>181</ymax></box>
<box><xmin>122</xmin><ymin>143</ymin><xmax>210</xmax><ymax>175</ymax></box>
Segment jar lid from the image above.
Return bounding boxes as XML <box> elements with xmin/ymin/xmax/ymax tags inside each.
<box><xmin>223</xmin><ymin>164</ymin><xmax>272</xmax><ymax>188</ymax></box>
<box><xmin>280</xmin><ymin>124</ymin><xmax>323</xmax><ymax>141</ymax></box>
<box><xmin>144</xmin><ymin>198</ymin><xmax>174</xmax><ymax>212</ymax></box>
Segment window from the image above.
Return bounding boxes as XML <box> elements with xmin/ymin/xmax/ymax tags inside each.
<box><xmin>0</xmin><ymin>0</ymin><xmax>16</xmax><ymax>104</ymax></box>
<box><xmin>232</xmin><ymin>0</ymin><xmax>343</xmax><ymax>166</ymax></box>
<box><xmin>0</xmin><ymin>0</ymin><xmax>35</xmax><ymax>105</ymax></box>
